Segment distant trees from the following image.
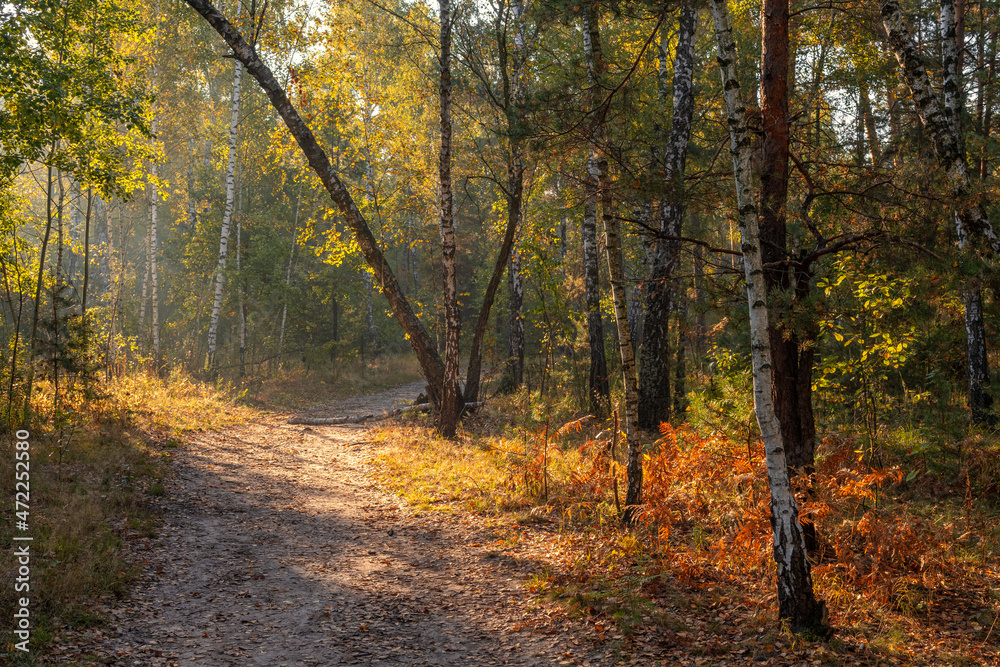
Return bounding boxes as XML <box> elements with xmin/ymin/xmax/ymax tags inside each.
<box><xmin>5</xmin><ymin>0</ymin><xmax>999</xmax><ymax>629</ymax></box>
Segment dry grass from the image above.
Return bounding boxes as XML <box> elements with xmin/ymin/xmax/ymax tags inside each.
<box><xmin>1</xmin><ymin>356</ymin><xmax>421</xmax><ymax>662</ymax></box>
<box><xmin>371</xmin><ymin>392</ymin><xmax>1000</xmax><ymax>665</ymax></box>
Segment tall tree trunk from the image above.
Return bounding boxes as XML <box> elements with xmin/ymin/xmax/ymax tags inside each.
<box><xmin>150</xmin><ymin>117</ymin><xmax>161</xmax><ymax>371</ymax></box>
<box><xmin>759</xmin><ymin>0</ymin><xmax>818</xmax><ymax>475</ymax></box>
<box><xmin>465</xmin><ymin>0</ymin><xmax>527</xmax><ymax>403</ymax></box>
<box><xmin>140</xmin><ymin>204</ymin><xmax>149</xmax><ymax>338</ymax></box>
<box><xmin>363</xmin><ymin>272</ymin><xmax>377</xmax><ymax>353</ymax></box>
<box><xmin>188</xmin><ymin>138</ymin><xmax>199</xmax><ymax>231</ymax></box>
<box><xmin>186</xmin><ymin>0</ymin><xmax>448</xmax><ymax>406</ymax></box>
<box><xmin>674</xmin><ymin>288</ymin><xmax>688</xmax><ymax>417</ymax></box>
<box><xmin>207</xmin><ymin>50</ymin><xmax>242</xmax><ymax>374</ymax></box>
<box><xmin>711</xmin><ymin>0</ymin><xmax>827</xmax><ymax>632</ymax></box>
<box><xmin>882</xmin><ymin>0</ymin><xmax>999</xmax><ymax>422</ymax></box>
<box><xmin>585</xmin><ymin>0</ymin><xmax>641</xmax><ymax>521</ymax></box>
<box><xmin>638</xmin><ymin>0</ymin><xmax>696</xmax><ymax>431</ymax></box>
<box><xmin>693</xmin><ymin>243</ymin><xmax>706</xmax><ymax>358</ymax></box>
<box><xmin>438</xmin><ymin>0</ymin><xmax>461</xmax><ymax>437</ymax></box>
<box><xmin>859</xmin><ymin>82</ymin><xmax>881</xmax><ymax>165</ymax></box>
<box><xmin>602</xmin><ymin>168</ymin><xmax>642</xmax><ymax>524</ymax></box>
<box><xmin>1</xmin><ymin>222</ymin><xmax>26</xmax><ymax>426</ymax></box>
<box><xmin>582</xmin><ymin>2</ymin><xmax>610</xmax><ymax>416</ymax></box>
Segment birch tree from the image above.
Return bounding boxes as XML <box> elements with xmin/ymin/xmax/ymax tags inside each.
<box><xmin>206</xmin><ymin>19</ymin><xmax>243</xmax><ymax>373</ymax></box>
<box><xmin>638</xmin><ymin>0</ymin><xmax>696</xmax><ymax>431</ymax></box>
<box><xmin>149</xmin><ymin>116</ymin><xmax>161</xmax><ymax>370</ymax></box>
<box><xmin>711</xmin><ymin>0</ymin><xmax>827</xmax><ymax>632</ymax></box>
<box><xmin>583</xmin><ymin>0</ymin><xmax>642</xmax><ymax>522</ymax></box>
<box><xmin>881</xmin><ymin>0</ymin><xmax>999</xmax><ymax>423</ymax></box>
<box><xmin>581</xmin><ymin>1</ymin><xmax>610</xmax><ymax>417</ymax></box>
<box><xmin>438</xmin><ymin>0</ymin><xmax>462</xmax><ymax>437</ymax></box>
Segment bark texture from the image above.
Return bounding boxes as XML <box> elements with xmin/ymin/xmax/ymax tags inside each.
<box><xmin>438</xmin><ymin>0</ymin><xmax>461</xmax><ymax>437</ymax></box>
<box><xmin>602</xmin><ymin>173</ymin><xmax>642</xmax><ymax>524</ymax></box>
<box><xmin>638</xmin><ymin>0</ymin><xmax>696</xmax><ymax>431</ymax></box>
<box><xmin>206</xmin><ymin>54</ymin><xmax>241</xmax><ymax>373</ymax></box>
<box><xmin>185</xmin><ymin>0</ymin><xmax>447</xmax><ymax>405</ymax></box>
<box><xmin>882</xmin><ymin>0</ymin><xmax>996</xmax><ymax>423</ymax></box>
<box><xmin>758</xmin><ymin>0</ymin><xmax>819</xmax><ymax>475</ymax></box>
<box><xmin>582</xmin><ymin>2</ymin><xmax>610</xmax><ymax>416</ymax></box>
<box><xmin>881</xmin><ymin>0</ymin><xmax>1000</xmax><ymax>255</ymax></box>
<box><xmin>150</xmin><ymin>117</ymin><xmax>161</xmax><ymax>369</ymax></box>
<box><xmin>711</xmin><ymin>0</ymin><xmax>827</xmax><ymax>633</ymax></box>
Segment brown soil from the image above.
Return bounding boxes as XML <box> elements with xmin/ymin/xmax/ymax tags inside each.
<box><xmin>73</xmin><ymin>382</ymin><xmax>595</xmax><ymax>666</ymax></box>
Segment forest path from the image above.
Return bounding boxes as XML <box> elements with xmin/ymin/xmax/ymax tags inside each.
<box><xmin>89</xmin><ymin>381</ymin><xmax>590</xmax><ymax>666</ymax></box>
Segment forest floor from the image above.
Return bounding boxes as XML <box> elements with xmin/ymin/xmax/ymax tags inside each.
<box><xmin>55</xmin><ymin>381</ymin><xmax>597</xmax><ymax>666</ymax></box>
<box><xmin>36</xmin><ymin>377</ymin><xmax>998</xmax><ymax>666</ymax></box>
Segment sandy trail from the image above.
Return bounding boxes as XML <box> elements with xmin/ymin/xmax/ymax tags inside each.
<box><xmin>83</xmin><ymin>382</ymin><xmax>590</xmax><ymax>666</ymax></box>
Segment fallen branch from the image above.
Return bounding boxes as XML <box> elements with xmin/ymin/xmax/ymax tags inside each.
<box><xmin>288</xmin><ymin>402</ymin><xmax>483</xmax><ymax>425</ymax></box>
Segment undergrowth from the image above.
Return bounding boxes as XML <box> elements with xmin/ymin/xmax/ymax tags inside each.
<box><xmin>373</xmin><ymin>389</ymin><xmax>1000</xmax><ymax>665</ymax></box>
<box><xmin>0</xmin><ymin>371</ymin><xmax>251</xmax><ymax>663</ymax></box>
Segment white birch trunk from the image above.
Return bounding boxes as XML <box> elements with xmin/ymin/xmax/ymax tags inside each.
<box><xmin>438</xmin><ymin>0</ymin><xmax>462</xmax><ymax>436</ymax></box>
<box><xmin>140</xmin><ymin>213</ymin><xmax>149</xmax><ymax>336</ymax></box>
<box><xmin>881</xmin><ymin>0</ymin><xmax>1000</xmax><ymax>254</ymax></box>
<box><xmin>150</xmin><ymin>116</ymin><xmax>161</xmax><ymax>368</ymax></box>
<box><xmin>206</xmin><ymin>53</ymin><xmax>243</xmax><ymax>372</ymax></box>
<box><xmin>581</xmin><ymin>5</ymin><xmax>610</xmax><ymax>415</ymax></box>
<box><xmin>882</xmin><ymin>0</ymin><xmax>995</xmax><ymax>422</ymax></box>
<box><xmin>711</xmin><ymin>0</ymin><xmax>826</xmax><ymax>631</ymax></box>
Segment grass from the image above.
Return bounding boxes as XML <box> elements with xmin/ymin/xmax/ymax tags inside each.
<box><xmin>0</xmin><ymin>354</ymin><xmax>423</xmax><ymax>663</ymax></box>
<box><xmin>371</xmin><ymin>387</ymin><xmax>1000</xmax><ymax>666</ymax></box>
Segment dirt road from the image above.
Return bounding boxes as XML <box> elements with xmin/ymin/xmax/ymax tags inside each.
<box><xmin>83</xmin><ymin>382</ymin><xmax>591</xmax><ymax>666</ymax></box>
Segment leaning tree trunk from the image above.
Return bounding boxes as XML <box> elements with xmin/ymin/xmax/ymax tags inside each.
<box><xmin>206</xmin><ymin>49</ymin><xmax>242</xmax><ymax>374</ymax></box>
<box><xmin>186</xmin><ymin>0</ymin><xmax>447</xmax><ymax>406</ymax></box>
<box><xmin>638</xmin><ymin>0</ymin><xmax>696</xmax><ymax>431</ymax></box>
<box><xmin>582</xmin><ymin>2</ymin><xmax>610</xmax><ymax>417</ymax></box>
<box><xmin>711</xmin><ymin>0</ymin><xmax>827</xmax><ymax>633</ymax></box>
<box><xmin>438</xmin><ymin>0</ymin><xmax>462</xmax><ymax>437</ymax></box>
<box><xmin>882</xmin><ymin>0</ymin><xmax>998</xmax><ymax>423</ymax></box>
